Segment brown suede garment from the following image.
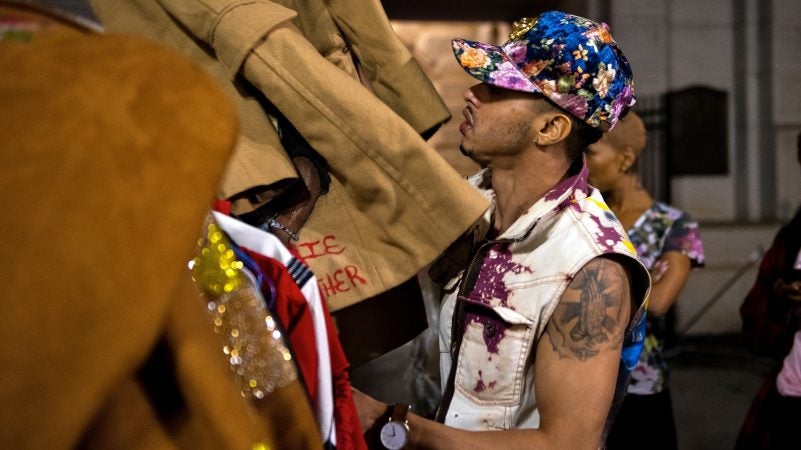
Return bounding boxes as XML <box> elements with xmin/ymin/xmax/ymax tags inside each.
<box><xmin>0</xmin><ymin>4</ymin><xmax>320</xmax><ymax>448</ymax></box>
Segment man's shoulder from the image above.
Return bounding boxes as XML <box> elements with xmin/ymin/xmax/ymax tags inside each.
<box><xmin>567</xmin><ymin>190</ymin><xmax>640</xmax><ymax>261</ymax></box>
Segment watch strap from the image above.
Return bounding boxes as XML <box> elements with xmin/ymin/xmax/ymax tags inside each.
<box><xmin>389</xmin><ymin>403</ymin><xmax>410</xmax><ymax>423</ymax></box>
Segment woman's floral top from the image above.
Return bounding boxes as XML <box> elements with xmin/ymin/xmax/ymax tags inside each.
<box><xmin>627</xmin><ymin>202</ymin><xmax>705</xmax><ymax>395</ymax></box>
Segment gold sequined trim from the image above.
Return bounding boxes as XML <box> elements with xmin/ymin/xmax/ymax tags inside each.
<box><xmin>192</xmin><ymin>215</ymin><xmax>297</xmax><ymax>399</ymax></box>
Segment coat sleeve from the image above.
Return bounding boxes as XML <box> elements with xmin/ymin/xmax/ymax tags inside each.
<box><xmin>326</xmin><ymin>0</ymin><xmax>451</xmax><ymax>135</ymax></box>
<box><xmin>156</xmin><ymin>0</ymin><xmax>450</xmax><ymax>135</ymax></box>
<box><xmin>151</xmin><ymin>0</ymin><xmax>489</xmax><ymax>309</ymax></box>
<box><xmin>156</xmin><ymin>0</ymin><xmax>296</xmax><ymax>79</ymax></box>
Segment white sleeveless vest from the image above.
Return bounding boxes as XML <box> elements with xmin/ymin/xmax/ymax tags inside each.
<box><xmin>436</xmin><ymin>164</ymin><xmax>650</xmax><ymax>431</ymax></box>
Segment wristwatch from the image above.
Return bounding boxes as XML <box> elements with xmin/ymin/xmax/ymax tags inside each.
<box><xmin>379</xmin><ymin>403</ymin><xmax>411</xmax><ymax>449</ymax></box>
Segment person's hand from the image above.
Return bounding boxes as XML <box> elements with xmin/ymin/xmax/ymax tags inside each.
<box><xmin>775</xmin><ymin>279</ymin><xmax>801</xmax><ymax>303</ymax></box>
<box><xmin>351</xmin><ymin>387</ymin><xmax>388</xmax><ymax>434</ymax></box>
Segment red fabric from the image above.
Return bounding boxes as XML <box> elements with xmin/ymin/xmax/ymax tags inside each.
<box><xmin>211</xmin><ymin>211</ymin><xmax>365</xmax><ymax>449</ymax></box>
<box><xmin>320</xmin><ymin>293</ymin><xmax>368</xmax><ymax>450</ymax></box>
<box><xmin>241</xmin><ymin>249</ymin><xmax>320</xmax><ymax>411</ymax></box>
<box><xmin>267</xmin><ymin>246</ymin><xmax>365</xmax><ymax>450</ymax></box>
<box><xmin>213</xmin><ymin>198</ymin><xmax>232</xmax><ymax>215</ymax></box>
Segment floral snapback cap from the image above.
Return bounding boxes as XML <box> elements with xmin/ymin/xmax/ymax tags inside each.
<box><xmin>452</xmin><ymin>10</ymin><xmax>635</xmax><ymax>131</ymax></box>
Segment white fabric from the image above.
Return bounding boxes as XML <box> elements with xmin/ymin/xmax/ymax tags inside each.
<box><xmin>437</xmin><ymin>168</ymin><xmax>648</xmax><ymax>431</ymax></box>
<box><xmin>777</xmin><ymin>331</ymin><xmax>801</xmax><ymax>397</ymax></box>
<box><xmin>213</xmin><ymin>212</ymin><xmax>336</xmax><ymax>444</ymax></box>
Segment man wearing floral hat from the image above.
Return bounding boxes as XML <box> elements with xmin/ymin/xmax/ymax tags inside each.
<box><xmin>355</xmin><ymin>11</ymin><xmax>650</xmax><ymax>449</ymax></box>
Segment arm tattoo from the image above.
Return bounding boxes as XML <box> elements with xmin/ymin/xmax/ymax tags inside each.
<box><xmin>545</xmin><ymin>257</ymin><xmax>631</xmax><ymax>361</ymax></box>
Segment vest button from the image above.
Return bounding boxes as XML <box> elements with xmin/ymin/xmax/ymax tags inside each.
<box><xmin>484</xmin><ymin>323</ymin><xmax>497</xmax><ymax>338</ymax></box>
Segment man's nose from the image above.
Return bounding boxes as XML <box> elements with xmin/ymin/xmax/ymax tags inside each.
<box><xmin>463</xmin><ymin>83</ymin><xmax>482</xmax><ymax>105</ymax></box>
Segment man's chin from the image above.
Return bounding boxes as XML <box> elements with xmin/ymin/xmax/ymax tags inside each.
<box><xmin>459</xmin><ymin>145</ymin><xmax>490</xmax><ymax>168</ymax></box>
<box><xmin>458</xmin><ymin>144</ymin><xmax>473</xmax><ymax>158</ymax></box>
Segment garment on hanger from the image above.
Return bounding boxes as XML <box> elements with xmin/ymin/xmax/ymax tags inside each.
<box><xmin>214</xmin><ymin>211</ymin><xmax>340</xmax><ymax>445</ymax></box>
<box><xmin>239</xmin><ymin>249</ymin><xmax>322</xmax><ymax>426</ymax></box>
<box><xmin>89</xmin><ymin>0</ymin><xmax>490</xmax><ymax>312</ymax></box>
<box><xmin>191</xmin><ymin>218</ymin><xmax>299</xmax><ymax>401</ymax></box>
<box><xmin>0</xmin><ymin>3</ymin><xmax>320</xmax><ymax>447</ymax></box>
<box><xmin>213</xmin><ymin>209</ymin><xmax>368</xmax><ymax>448</ymax></box>
<box><xmin>191</xmin><ymin>216</ymin><xmax>324</xmax><ymax>448</ymax></box>
<box><xmin>241</xmin><ymin>248</ymin><xmax>366</xmax><ymax>450</ymax></box>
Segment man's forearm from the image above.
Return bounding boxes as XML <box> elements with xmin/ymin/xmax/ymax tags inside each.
<box><xmin>406</xmin><ymin>413</ymin><xmax>601</xmax><ymax>450</ymax></box>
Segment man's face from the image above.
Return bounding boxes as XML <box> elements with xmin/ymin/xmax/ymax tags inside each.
<box><xmin>458</xmin><ymin>83</ymin><xmax>541</xmax><ymax>165</ymax></box>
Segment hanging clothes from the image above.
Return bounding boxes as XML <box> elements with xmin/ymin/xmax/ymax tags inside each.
<box><xmin>88</xmin><ymin>0</ymin><xmax>490</xmax><ymax>312</ymax></box>
<box><xmin>192</xmin><ymin>217</ymin><xmax>325</xmax><ymax>448</ymax></box>
<box><xmin>238</xmin><ymin>250</ymin><xmax>323</xmax><ymax>434</ymax></box>
<box><xmin>214</xmin><ymin>211</ymin><xmax>370</xmax><ymax>448</ymax></box>
<box><xmin>0</xmin><ymin>3</ymin><xmax>319</xmax><ymax>448</ymax></box>
<box><xmin>240</xmin><ymin>249</ymin><xmax>367</xmax><ymax>450</ymax></box>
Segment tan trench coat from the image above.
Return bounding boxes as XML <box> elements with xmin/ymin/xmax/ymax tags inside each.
<box><xmin>89</xmin><ymin>0</ymin><xmax>490</xmax><ymax>312</ymax></box>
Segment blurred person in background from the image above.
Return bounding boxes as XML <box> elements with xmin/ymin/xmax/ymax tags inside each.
<box><xmin>736</xmin><ymin>132</ymin><xmax>801</xmax><ymax>450</ymax></box>
<box><xmin>586</xmin><ymin>111</ymin><xmax>705</xmax><ymax>450</ymax></box>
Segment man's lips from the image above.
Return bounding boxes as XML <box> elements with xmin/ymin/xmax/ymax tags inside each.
<box><xmin>459</xmin><ymin>107</ymin><xmax>474</xmax><ymax>134</ymax></box>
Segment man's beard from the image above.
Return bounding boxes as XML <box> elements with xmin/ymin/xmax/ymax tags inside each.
<box><xmin>459</xmin><ymin>144</ymin><xmax>489</xmax><ymax>168</ymax></box>
<box><xmin>459</xmin><ymin>144</ymin><xmax>474</xmax><ymax>159</ymax></box>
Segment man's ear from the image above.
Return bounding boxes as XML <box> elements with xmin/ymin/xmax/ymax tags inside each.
<box><xmin>535</xmin><ymin>112</ymin><xmax>572</xmax><ymax>146</ymax></box>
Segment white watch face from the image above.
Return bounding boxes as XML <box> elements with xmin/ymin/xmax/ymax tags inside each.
<box><xmin>380</xmin><ymin>421</ymin><xmax>409</xmax><ymax>449</ymax></box>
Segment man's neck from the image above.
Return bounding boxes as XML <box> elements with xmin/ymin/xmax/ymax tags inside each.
<box><xmin>489</xmin><ymin>152</ymin><xmax>573</xmax><ymax>235</ymax></box>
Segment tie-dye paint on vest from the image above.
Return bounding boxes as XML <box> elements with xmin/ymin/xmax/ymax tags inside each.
<box><xmin>436</xmin><ymin>162</ymin><xmax>650</xmax><ymax>431</ymax></box>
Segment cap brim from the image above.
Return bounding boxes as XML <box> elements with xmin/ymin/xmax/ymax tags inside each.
<box><xmin>451</xmin><ymin>38</ymin><xmax>538</xmax><ymax>94</ymax></box>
